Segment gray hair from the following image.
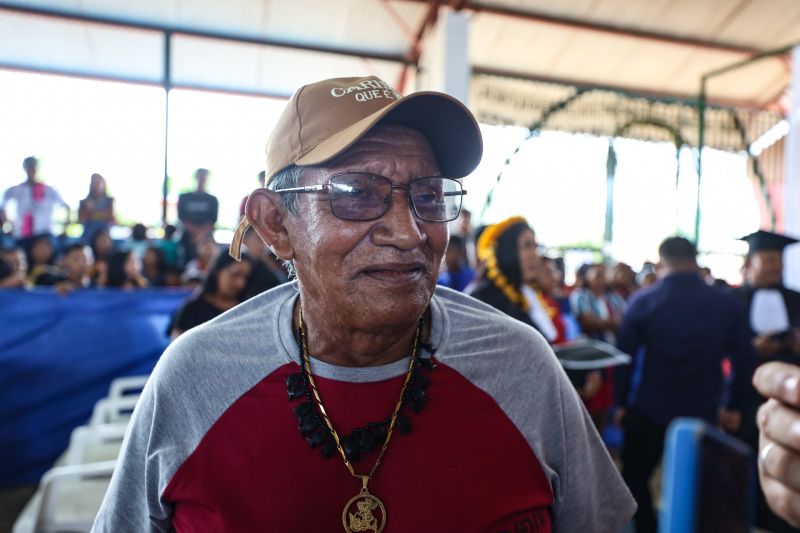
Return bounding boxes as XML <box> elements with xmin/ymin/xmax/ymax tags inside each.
<box><xmin>267</xmin><ymin>164</ymin><xmax>305</xmax><ymax>216</ymax></box>
<box><xmin>265</xmin><ymin>164</ymin><xmax>306</xmax><ymax>278</ymax></box>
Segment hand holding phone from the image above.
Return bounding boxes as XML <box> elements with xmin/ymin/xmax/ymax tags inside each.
<box><xmin>753</xmin><ymin>361</ymin><xmax>800</xmax><ymax>527</ymax></box>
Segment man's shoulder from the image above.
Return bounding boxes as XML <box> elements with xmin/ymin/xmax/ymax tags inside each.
<box><xmin>4</xmin><ymin>182</ymin><xmax>27</xmax><ymax>195</ymax></box>
<box><xmin>433</xmin><ymin>286</ymin><xmax>556</xmax><ymax>371</ymax></box>
<box><xmin>436</xmin><ymin>285</ymin><xmax>532</xmax><ymax>330</ymax></box>
<box><xmin>156</xmin><ymin>284</ymin><xmax>296</xmax><ymax>386</ymax></box>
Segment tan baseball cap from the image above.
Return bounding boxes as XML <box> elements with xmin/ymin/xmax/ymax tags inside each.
<box><xmin>230</xmin><ymin>75</ymin><xmax>483</xmax><ymax>260</ymax></box>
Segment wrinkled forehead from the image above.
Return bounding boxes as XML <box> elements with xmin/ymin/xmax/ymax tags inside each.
<box><xmin>304</xmin><ymin>124</ymin><xmax>439</xmax><ymax>180</ymax></box>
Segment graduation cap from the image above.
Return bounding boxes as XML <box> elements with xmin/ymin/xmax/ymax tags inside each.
<box><xmin>739</xmin><ymin>230</ymin><xmax>799</xmax><ymax>255</ymax></box>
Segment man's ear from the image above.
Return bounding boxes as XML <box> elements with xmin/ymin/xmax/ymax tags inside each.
<box><xmin>246</xmin><ymin>189</ymin><xmax>294</xmax><ymax>261</ymax></box>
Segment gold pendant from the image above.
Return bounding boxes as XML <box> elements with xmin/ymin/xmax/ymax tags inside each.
<box><xmin>342</xmin><ymin>484</ymin><xmax>386</xmax><ymax>533</ymax></box>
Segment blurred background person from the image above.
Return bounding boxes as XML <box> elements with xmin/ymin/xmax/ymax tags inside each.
<box><xmin>24</xmin><ymin>233</ymin><xmax>58</xmax><ymax>286</ymax></box>
<box><xmin>141</xmin><ymin>245</ymin><xmax>167</xmax><ymax>287</ymax></box>
<box><xmin>615</xmin><ymin>236</ymin><xmax>754</xmax><ymax>533</ymax></box>
<box><xmin>177</xmin><ymin>168</ymin><xmax>218</xmax><ymax>266</ymax></box>
<box><xmin>158</xmin><ymin>224</ymin><xmax>180</xmax><ymax>268</ymax></box>
<box><xmin>78</xmin><ymin>173</ymin><xmax>115</xmax><ymax>242</ymax></box>
<box><xmin>611</xmin><ymin>262</ymin><xmax>638</xmax><ymax>301</ymax></box>
<box><xmin>454</xmin><ymin>207</ymin><xmax>476</xmax><ymax>268</ymax></box>
<box><xmin>88</xmin><ymin>227</ymin><xmax>115</xmax><ymax>287</ymax></box>
<box><xmin>0</xmin><ymin>245</ymin><xmax>26</xmax><ymax>289</ymax></box>
<box><xmin>569</xmin><ymin>262</ymin><xmax>626</xmax><ymax>432</ymax></box>
<box><xmin>571</xmin><ymin>263</ymin><xmax>626</xmax><ymax>345</ymax></box>
<box><xmin>181</xmin><ymin>232</ymin><xmax>219</xmax><ymax>287</ymax></box>
<box><xmin>58</xmin><ymin>243</ymin><xmax>90</xmax><ymax>289</ymax></box>
<box><xmin>469</xmin><ymin>216</ymin><xmax>541</xmax><ymax>329</ymax></box>
<box><xmin>437</xmin><ymin>234</ymin><xmax>475</xmax><ymax>292</ymax></box>
<box><xmin>0</xmin><ymin>156</ymin><xmax>70</xmax><ymax>241</ymax></box>
<box><xmin>242</xmin><ymin>227</ymin><xmax>286</xmax><ymax>299</ymax></box>
<box><xmin>129</xmin><ymin>223</ymin><xmax>150</xmax><ymax>260</ymax></box>
<box><xmin>637</xmin><ymin>262</ymin><xmax>658</xmax><ymax>288</ymax></box>
<box><xmin>532</xmin><ymin>256</ymin><xmax>570</xmax><ymax>345</ymax></box>
<box><xmin>105</xmin><ymin>250</ymin><xmax>146</xmax><ymax>289</ymax></box>
<box><xmin>734</xmin><ymin>229</ymin><xmax>800</xmax><ymax>532</ymax></box>
<box><xmin>168</xmin><ymin>251</ymin><xmax>253</xmax><ymax>339</ymax></box>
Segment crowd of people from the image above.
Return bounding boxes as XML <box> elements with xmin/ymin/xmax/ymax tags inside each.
<box><xmin>0</xmin><ymin>158</ymin><xmax>289</xmax><ymax>335</ymax></box>
<box><xmin>440</xmin><ymin>211</ymin><xmax>800</xmax><ymax>532</ymax></box>
<box><xmin>4</xmin><ymin>74</ymin><xmax>800</xmax><ymax>531</ymax></box>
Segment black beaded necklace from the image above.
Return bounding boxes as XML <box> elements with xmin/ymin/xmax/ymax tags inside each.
<box><xmin>285</xmin><ymin>316</ymin><xmax>436</xmax><ymax>463</ymax></box>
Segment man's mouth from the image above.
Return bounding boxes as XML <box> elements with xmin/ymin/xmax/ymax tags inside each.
<box><xmin>359</xmin><ymin>262</ymin><xmax>427</xmax><ymax>282</ymax></box>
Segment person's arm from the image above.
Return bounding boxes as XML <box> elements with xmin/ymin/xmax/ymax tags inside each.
<box><xmin>78</xmin><ymin>199</ymin><xmax>90</xmax><ymax>224</ymax></box>
<box><xmin>614</xmin><ymin>297</ymin><xmax>643</xmax><ymax>412</ymax></box>
<box><xmin>571</xmin><ymin>291</ymin><xmax>615</xmax><ymax>333</ymax></box>
<box><xmin>106</xmin><ymin>197</ymin><xmax>116</xmax><ymax>224</ymax></box>
<box><xmin>54</xmin><ymin>188</ymin><xmax>71</xmax><ymax>224</ymax></box>
<box><xmin>724</xmin><ymin>299</ymin><xmax>757</xmax><ymax>428</ymax></box>
<box><xmin>92</xmin><ymin>375</ymin><xmax>174</xmax><ymax>531</ymax></box>
<box><xmin>177</xmin><ymin>193</ymin><xmax>187</xmax><ymax>224</ymax></box>
<box><xmin>0</xmin><ymin>187</ymin><xmax>12</xmax><ymax>227</ymax></box>
<box><xmin>550</xmin><ymin>358</ymin><xmax>637</xmax><ymax>531</ymax></box>
<box><xmin>210</xmin><ymin>195</ymin><xmax>218</xmax><ymax>225</ymax></box>
<box><xmin>753</xmin><ymin>362</ymin><xmax>800</xmax><ymax>527</ymax></box>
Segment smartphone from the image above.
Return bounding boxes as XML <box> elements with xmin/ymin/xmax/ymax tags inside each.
<box><xmin>659</xmin><ymin>418</ymin><xmax>755</xmax><ymax>533</ymax></box>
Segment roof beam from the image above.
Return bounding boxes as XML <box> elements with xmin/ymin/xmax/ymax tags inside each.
<box><xmin>472</xmin><ymin>65</ymin><xmax>772</xmax><ymax>111</ymax></box>
<box><xmin>0</xmin><ymin>63</ymin><xmax>293</xmax><ymax>100</ymax></box>
<box><xmin>396</xmin><ymin>0</ymin><xmax>441</xmax><ymax>92</ymax></box>
<box><xmin>395</xmin><ymin>0</ymin><xmax>763</xmax><ymax>55</ymax></box>
<box><xmin>0</xmin><ymin>2</ymin><xmax>413</xmax><ymax>65</ymax></box>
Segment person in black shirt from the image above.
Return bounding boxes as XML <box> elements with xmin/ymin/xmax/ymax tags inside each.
<box><xmin>169</xmin><ymin>251</ymin><xmax>253</xmax><ymax>339</ymax></box>
<box><xmin>242</xmin><ymin>227</ymin><xmax>287</xmax><ymax>299</ymax></box>
<box><xmin>177</xmin><ymin>168</ymin><xmax>219</xmax><ymax>265</ymax></box>
<box><xmin>734</xmin><ymin>229</ymin><xmax>800</xmax><ymax>532</ymax></box>
<box><xmin>616</xmin><ymin>237</ymin><xmax>755</xmax><ymax>533</ymax></box>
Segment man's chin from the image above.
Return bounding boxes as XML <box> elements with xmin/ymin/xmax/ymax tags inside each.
<box><xmin>353</xmin><ymin>282</ymin><xmax>432</xmax><ymax>320</ymax></box>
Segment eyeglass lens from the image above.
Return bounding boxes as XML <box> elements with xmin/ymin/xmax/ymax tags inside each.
<box><xmin>328</xmin><ymin>174</ymin><xmax>462</xmax><ymax>222</ymax></box>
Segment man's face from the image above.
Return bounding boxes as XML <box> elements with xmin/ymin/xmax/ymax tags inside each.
<box><xmin>287</xmin><ymin>124</ymin><xmax>448</xmax><ymax>328</ymax></box>
<box><xmin>748</xmin><ymin>250</ymin><xmax>783</xmax><ymax>287</ymax></box>
<box><xmin>24</xmin><ymin>160</ymin><xmax>37</xmax><ymax>180</ymax></box>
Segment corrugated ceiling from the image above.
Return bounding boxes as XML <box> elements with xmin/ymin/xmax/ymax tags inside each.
<box><xmin>0</xmin><ymin>0</ymin><xmax>797</xmax><ymax>147</ymax></box>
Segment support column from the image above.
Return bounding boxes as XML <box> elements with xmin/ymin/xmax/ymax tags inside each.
<box><xmin>785</xmin><ymin>45</ymin><xmax>800</xmax><ymax>290</ymax></box>
<box><xmin>417</xmin><ymin>8</ymin><xmax>470</xmax><ymax>104</ymax></box>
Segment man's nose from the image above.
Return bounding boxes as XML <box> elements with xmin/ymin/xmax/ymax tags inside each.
<box><xmin>371</xmin><ymin>189</ymin><xmax>425</xmax><ymax>250</ymax></box>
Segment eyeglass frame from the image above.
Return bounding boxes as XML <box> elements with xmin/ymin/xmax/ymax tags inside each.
<box><xmin>272</xmin><ymin>172</ymin><xmax>467</xmax><ymax>223</ymax></box>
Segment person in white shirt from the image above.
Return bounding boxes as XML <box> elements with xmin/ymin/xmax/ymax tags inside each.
<box><xmin>0</xmin><ymin>156</ymin><xmax>70</xmax><ymax>239</ymax></box>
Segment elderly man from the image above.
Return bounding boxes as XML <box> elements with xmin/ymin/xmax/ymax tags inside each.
<box><xmin>93</xmin><ymin>76</ymin><xmax>634</xmax><ymax>532</ymax></box>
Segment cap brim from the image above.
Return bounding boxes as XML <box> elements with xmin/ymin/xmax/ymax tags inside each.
<box><xmin>295</xmin><ymin>92</ymin><xmax>482</xmax><ymax>177</ymax></box>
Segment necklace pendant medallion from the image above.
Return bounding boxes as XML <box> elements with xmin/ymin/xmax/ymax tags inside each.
<box><xmin>342</xmin><ymin>487</ymin><xmax>386</xmax><ymax>533</ymax></box>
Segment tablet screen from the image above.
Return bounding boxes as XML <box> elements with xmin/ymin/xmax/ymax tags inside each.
<box><xmin>695</xmin><ymin>431</ymin><xmax>752</xmax><ymax>533</ymax></box>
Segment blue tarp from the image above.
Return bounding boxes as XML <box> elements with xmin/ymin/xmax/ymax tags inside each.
<box><xmin>0</xmin><ymin>288</ymin><xmax>190</xmax><ymax>486</ymax></box>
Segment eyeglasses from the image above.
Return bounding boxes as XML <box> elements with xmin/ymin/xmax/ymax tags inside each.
<box><xmin>273</xmin><ymin>173</ymin><xmax>466</xmax><ymax>222</ymax></box>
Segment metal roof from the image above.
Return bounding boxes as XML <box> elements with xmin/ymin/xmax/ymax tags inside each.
<box><xmin>1</xmin><ymin>0</ymin><xmax>796</xmax><ymax>144</ymax></box>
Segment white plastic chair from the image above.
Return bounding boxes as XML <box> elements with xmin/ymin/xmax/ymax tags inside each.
<box><xmin>107</xmin><ymin>375</ymin><xmax>148</xmax><ymax>401</ymax></box>
<box><xmin>63</xmin><ymin>424</ymin><xmax>127</xmax><ymax>466</ymax></box>
<box><xmin>13</xmin><ymin>460</ymin><xmax>116</xmax><ymax>533</ymax></box>
<box><xmin>89</xmin><ymin>396</ymin><xmax>139</xmax><ymax>427</ymax></box>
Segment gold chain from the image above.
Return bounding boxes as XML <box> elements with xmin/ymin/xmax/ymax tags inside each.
<box><xmin>298</xmin><ymin>307</ymin><xmax>420</xmax><ymax>481</ymax></box>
